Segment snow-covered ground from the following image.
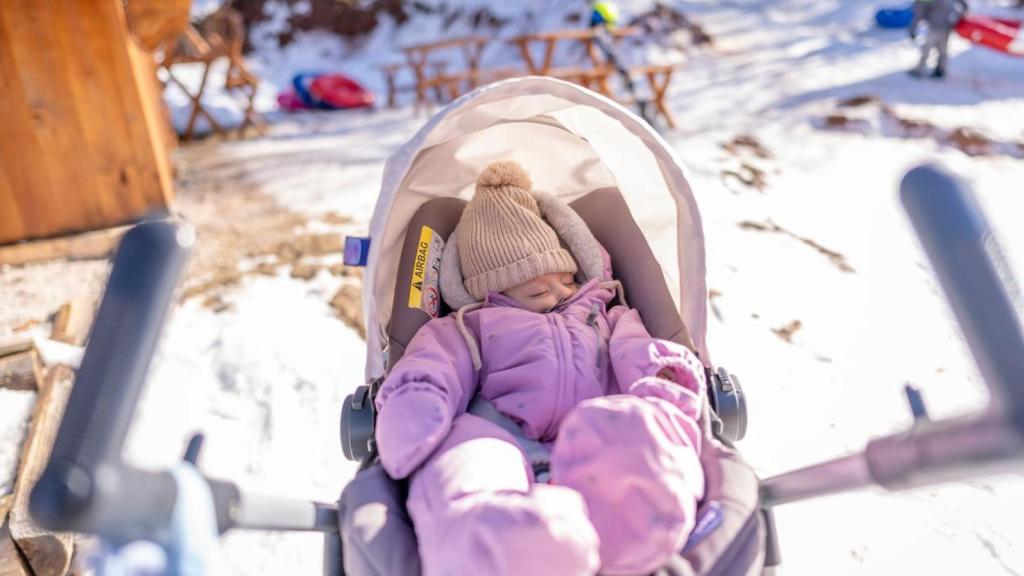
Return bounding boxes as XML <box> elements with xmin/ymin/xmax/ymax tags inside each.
<box><xmin>150</xmin><ymin>0</ymin><xmax>1024</xmax><ymax>574</ymax></box>
<box><xmin>4</xmin><ymin>0</ymin><xmax>1022</xmax><ymax>574</ymax></box>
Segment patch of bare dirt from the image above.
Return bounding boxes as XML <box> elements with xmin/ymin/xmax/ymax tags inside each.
<box><xmin>331</xmin><ymin>284</ymin><xmax>365</xmax><ymax>338</ymax></box>
<box><xmin>329</xmin><ymin>263</ymin><xmax>361</xmax><ymax>278</ymax></box>
<box><xmin>739</xmin><ymin>220</ymin><xmax>855</xmax><ymax>273</ymax></box>
<box><xmin>321</xmin><ymin>212</ymin><xmax>353</xmax><ymax>226</ymax></box>
<box><xmin>233</xmin><ymin>0</ymin><xmax>509</xmax><ymax>51</ymax></box>
<box><xmin>721</xmin><ymin>163</ymin><xmax>768</xmax><ymax>192</ymax></box>
<box><xmin>945</xmin><ymin>127</ymin><xmax>995</xmax><ymax>156</ymax></box>
<box><xmin>272</xmin><ymin>233</ymin><xmax>344</xmax><ymax>264</ymax></box>
<box><xmin>817</xmin><ymin>97</ymin><xmax>1019</xmax><ymax>158</ymax></box>
<box><xmin>708</xmin><ymin>288</ymin><xmax>723</xmax><ymax>322</ymax></box>
<box><xmin>836</xmin><ymin>94</ymin><xmax>880</xmax><ymax>108</ymax></box>
<box><xmin>720</xmin><ymin>134</ymin><xmax>774</xmax><ymax>192</ymax></box>
<box><xmin>173</xmin><ymin>169</ymin><xmax>364</xmax><ymax>332</ymax></box>
<box><xmin>881</xmin><ymin>105</ymin><xmax>937</xmax><ymax>138</ymax></box>
<box><xmin>772</xmin><ymin>320</ymin><xmax>803</xmax><ymax>343</ymax></box>
<box><xmin>819</xmin><ymin>113</ymin><xmax>870</xmax><ymax>132</ymax></box>
<box><xmin>629</xmin><ymin>4</ymin><xmax>714</xmax><ymax>48</ymax></box>
<box><xmin>722</xmin><ymin>135</ymin><xmax>772</xmax><ymax>159</ymax></box>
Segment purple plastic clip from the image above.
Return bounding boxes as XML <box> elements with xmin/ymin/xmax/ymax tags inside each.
<box><xmin>344</xmin><ymin>237</ymin><xmax>370</xmax><ymax>267</ymax></box>
<box><xmin>682</xmin><ymin>500</ymin><xmax>724</xmax><ymax>554</ymax></box>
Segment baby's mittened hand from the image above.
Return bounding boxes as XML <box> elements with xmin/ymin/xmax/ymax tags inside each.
<box><xmin>655</xmin><ymin>367</ymin><xmax>678</xmax><ymax>382</ymax></box>
<box><xmin>375</xmin><ymin>387</ymin><xmax>453</xmax><ymax>479</ymax></box>
<box><xmin>627</xmin><ymin>340</ymin><xmax>707</xmax><ymax>424</ymax></box>
<box><xmin>648</xmin><ymin>340</ymin><xmax>706</xmax><ymax>396</ymax></box>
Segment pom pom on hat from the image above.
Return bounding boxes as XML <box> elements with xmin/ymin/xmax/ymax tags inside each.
<box><xmin>477</xmin><ymin>160</ymin><xmax>533</xmax><ymax>192</ymax></box>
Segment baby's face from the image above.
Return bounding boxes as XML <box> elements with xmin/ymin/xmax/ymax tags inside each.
<box><xmin>503</xmin><ymin>272</ymin><xmax>579</xmax><ymax>313</ymax></box>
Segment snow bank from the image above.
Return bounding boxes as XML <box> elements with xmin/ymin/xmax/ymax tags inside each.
<box><xmin>123</xmin><ymin>271</ymin><xmax>364</xmax><ymax>574</ymax></box>
<box><xmin>0</xmin><ymin>389</ymin><xmax>36</xmax><ymax>495</ymax></box>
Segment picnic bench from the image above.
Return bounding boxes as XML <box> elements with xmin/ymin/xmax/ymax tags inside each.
<box><xmin>381</xmin><ymin>35</ymin><xmax>522</xmax><ymax>109</ymax></box>
<box><xmin>378</xmin><ymin>27</ymin><xmax>681</xmax><ymax>128</ymax></box>
<box><xmin>509</xmin><ymin>26</ymin><xmax>680</xmax><ymax>128</ymax></box>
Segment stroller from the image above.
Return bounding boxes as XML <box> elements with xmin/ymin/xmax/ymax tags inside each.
<box><xmin>29</xmin><ymin>76</ymin><xmax>1024</xmax><ymax>576</ymax></box>
<box><xmin>338</xmin><ymin>75</ymin><xmax>765</xmax><ymax>576</ymax></box>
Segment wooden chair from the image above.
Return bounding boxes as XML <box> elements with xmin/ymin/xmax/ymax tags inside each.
<box><xmin>628</xmin><ymin>63</ymin><xmax>679</xmax><ymax>129</ymax></box>
<box><xmin>213</xmin><ymin>8</ymin><xmax>267</xmax><ymax>136</ymax></box>
<box><xmin>157</xmin><ymin>7</ymin><xmax>266</xmax><ymax>140</ymax></box>
<box><xmin>379</xmin><ymin>63</ymin><xmax>407</xmax><ymax>108</ymax></box>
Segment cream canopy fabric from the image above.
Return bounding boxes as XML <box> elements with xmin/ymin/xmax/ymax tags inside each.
<box><xmin>364</xmin><ymin>76</ymin><xmax>708</xmax><ymax>382</ymax></box>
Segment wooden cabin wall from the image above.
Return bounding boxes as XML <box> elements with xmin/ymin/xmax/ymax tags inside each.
<box><xmin>0</xmin><ymin>0</ymin><xmax>174</xmax><ymax>245</ymax></box>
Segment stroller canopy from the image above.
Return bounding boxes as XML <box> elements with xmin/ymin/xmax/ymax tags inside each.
<box><xmin>364</xmin><ymin>76</ymin><xmax>709</xmax><ymax>381</ymax></box>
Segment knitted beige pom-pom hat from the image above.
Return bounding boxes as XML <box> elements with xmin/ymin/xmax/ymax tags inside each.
<box><xmin>458</xmin><ymin>161</ymin><xmax>578</xmax><ymax>300</ymax></box>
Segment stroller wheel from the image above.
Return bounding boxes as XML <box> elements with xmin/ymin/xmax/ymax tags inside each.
<box><xmin>341</xmin><ymin>385</ymin><xmax>376</xmax><ymax>462</ymax></box>
<box><xmin>709</xmin><ymin>367</ymin><xmax>748</xmax><ymax>443</ymax></box>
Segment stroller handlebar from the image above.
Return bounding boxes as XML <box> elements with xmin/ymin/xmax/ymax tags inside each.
<box><xmin>29</xmin><ymin>220</ymin><xmax>338</xmax><ymax>542</ymax></box>
<box><xmin>901</xmin><ymin>164</ymin><xmax>1024</xmax><ymax>429</ymax></box>
<box><xmin>31</xmin><ymin>220</ymin><xmax>192</xmax><ymax>538</ymax></box>
<box><xmin>29</xmin><ymin>165</ymin><xmax>1024</xmax><ymax>537</ymax></box>
<box><xmin>762</xmin><ymin>164</ymin><xmax>1024</xmax><ymax>507</ymax></box>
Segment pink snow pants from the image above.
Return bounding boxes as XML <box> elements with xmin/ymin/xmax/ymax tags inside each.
<box><xmin>406</xmin><ymin>392</ymin><xmax>705</xmax><ymax>576</ymax></box>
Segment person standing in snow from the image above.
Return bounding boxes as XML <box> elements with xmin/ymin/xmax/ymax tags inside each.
<box><xmin>909</xmin><ymin>0</ymin><xmax>969</xmax><ymax>78</ymax></box>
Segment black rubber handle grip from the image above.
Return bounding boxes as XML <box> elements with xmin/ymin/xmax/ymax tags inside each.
<box><xmin>31</xmin><ymin>220</ymin><xmax>194</xmax><ymax>536</ymax></box>
<box><xmin>901</xmin><ymin>165</ymin><xmax>1024</xmax><ymax>431</ymax></box>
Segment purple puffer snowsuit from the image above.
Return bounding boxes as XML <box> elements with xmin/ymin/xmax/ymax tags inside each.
<box><xmin>375</xmin><ymin>277</ymin><xmax>707</xmax><ymax>576</ymax></box>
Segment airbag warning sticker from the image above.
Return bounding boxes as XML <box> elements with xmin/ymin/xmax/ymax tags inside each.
<box><xmin>407</xmin><ymin>225</ymin><xmax>445</xmax><ymax>317</ymax></box>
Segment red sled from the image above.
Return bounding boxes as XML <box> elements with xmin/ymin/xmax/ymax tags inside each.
<box><xmin>277</xmin><ymin>73</ymin><xmax>375</xmax><ymax>111</ymax></box>
<box><xmin>310</xmin><ymin>74</ymin><xmax>375</xmax><ymax>109</ymax></box>
<box><xmin>955</xmin><ymin>15</ymin><xmax>1024</xmax><ymax>57</ymax></box>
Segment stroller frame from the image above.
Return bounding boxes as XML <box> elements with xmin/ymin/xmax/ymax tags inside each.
<box><xmin>27</xmin><ymin>74</ymin><xmax>1024</xmax><ymax>576</ymax></box>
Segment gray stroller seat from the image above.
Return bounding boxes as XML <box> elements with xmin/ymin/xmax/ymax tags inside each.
<box><xmin>338</xmin><ymin>187</ymin><xmax>767</xmax><ymax>576</ymax></box>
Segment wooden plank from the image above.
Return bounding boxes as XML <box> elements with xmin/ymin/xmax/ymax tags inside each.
<box><xmin>0</xmin><ymin>339</ymin><xmax>33</xmax><ymax>359</ymax></box>
<box><xmin>0</xmin><ymin>4</ymin><xmax>59</xmax><ymax>244</ymax></box>
<box><xmin>133</xmin><ymin>38</ymin><xmax>178</xmax><ymax>161</ymax></box>
<box><xmin>61</xmin><ymin>0</ymin><xmax>150</xmax><ymax>221</ymax></box>
<box><xmin>0</xmin><ymin>496</ymin><xmax>11</xmax><ymax>530</ymax></box>
<box><xmin>104</xmin><ymin>0</ymin><xmax>175</xmax><ymax>210</ymax></box>
<box><xmin>125</xmin><ymin>0</ymin><xmax>191</xmax><ymax>51</ymax></box>
<box><xmin>0</xmin><ymin>224</ymin><xmax>127</xmax><ymax>266</ymax></box>
<box><xmin>0</xmin><ymin>152</ymin><xmax>26</xmax><ymax>247</ymax></box>
<box><xmin>0</xmin><ymin>521</ymin><xmax>31</xmax><ymax>576</ymax></box>
<box><xmin>51</xmin><ymin>300</ymin><xmax>95</xmax><ymax>347</ymax></box>
<box><xmin>0</xmin><ymin>351</ymin><xmax>41</xmax><ymax>392</ymax></box>
<box><xmin>9</xmin><ymin>366</ymin><xmax>75</xmax><ymax>576</ymax></box>
<box><xmin>0</xmin><ymin>0</ymin><xmax>100</xmax><ymax>240</ymax></box>
<box><xmin>10</xmin><ymin>0</ymin><xmax>97</xmax><ymax>237</ymax></box>
<box><xmin>56</xmin><ymin>0</ymin><xmax>138</xmax><ymax>226</ymax></box>
<box><xmin>0</xmin><ymin>496</ymin><xmax>10</xmax><ymax>516</ymax></box>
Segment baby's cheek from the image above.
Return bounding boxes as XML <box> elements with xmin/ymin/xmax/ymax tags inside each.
<box><xmin>534</xmin><ymin>297</ymin><xmax>558</xmax><ymax>313</ymax></box>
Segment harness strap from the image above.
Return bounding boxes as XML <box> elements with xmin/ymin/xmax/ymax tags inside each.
<box><xmin>467</xmin><ymin>395</ymin><xmax>552</xmax><ymax>483</ymax></box>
